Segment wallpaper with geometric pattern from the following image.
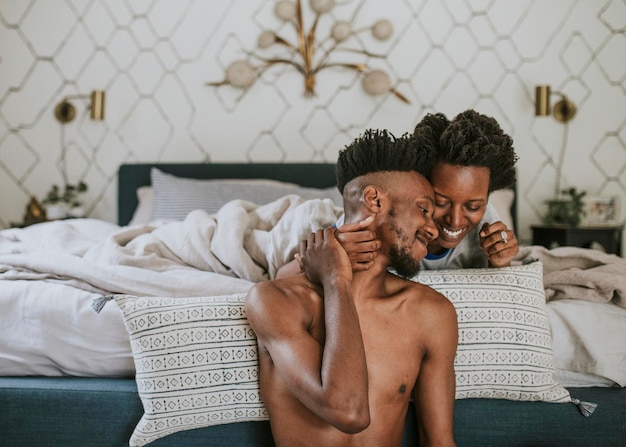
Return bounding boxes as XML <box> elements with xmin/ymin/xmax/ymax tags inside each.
<box><xmin>0</xmin><ymin>0</ymin><xmax>624</xmax><ymax>248</ymax></box>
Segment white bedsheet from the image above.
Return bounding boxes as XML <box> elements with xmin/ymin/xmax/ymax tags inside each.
<box><xmin>0</xmin><ymin>196</ymin><xmax>341</xmax><ymax>376</ymax></box>
<box><xmin>548</xmin><ymin>299</ymin><xmax>626</xmax><ymax>387</ymax></box>
<box><xmin>1</xmin><ymin>198</ymin><xmax>625</xmax><ymax>386</ymax></box>
<box><xmin>0</xmin><ymin>279</ymin><xmax>134</xmax><ymax>377</ymax></box>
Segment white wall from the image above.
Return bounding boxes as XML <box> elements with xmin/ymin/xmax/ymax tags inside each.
<box><xmin>0</xmin><ymin>0</ymin><xmax>624</xmax><ymax>247</ymax></box>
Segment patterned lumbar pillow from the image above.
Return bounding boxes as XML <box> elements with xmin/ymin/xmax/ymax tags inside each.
<box><xmin>110</xmin><ymin>293</ymin><xmax>268</xmax><ymax>447</ymax></box>
<box><xmin>106</xmin><ymin>262</ymin><xmax>593</xmax><ymax>447</ymax></box>
<box><xmin>412</xmin><ymin>261</ymin><xmax>572</xmax><ymax>403</ymax></box>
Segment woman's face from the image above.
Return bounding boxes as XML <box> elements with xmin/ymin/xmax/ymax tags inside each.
<box><xmin>429</xmin><ymin>162</ymin><xmax>490</xmax><ymax>254</ymax></box>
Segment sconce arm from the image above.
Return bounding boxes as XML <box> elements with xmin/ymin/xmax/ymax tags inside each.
<box><xmin>336</xmin><ymin>47</ymin><xmax>388</xmax><ymax>59</ymax></box>
<box><xmin>250</xmin><ymin>55</ymin><xmax>306</xmax><ymax>75</ymax></box>
<box><xmin>390</xmin><ymin>88</ymin><xmax>410</xmax><ymax>104</ymax></box>
<box><xmin>273</xmin><ymin>34</ymin><xmax>298</xmax><ymax>51</ymax></box>
<box><xmin>60</xmin><ymin>93</ymin><xmax>91</xmax><ymax>101</ymax></box>
<box><xmin>54</xmin><ymin>91</ymin><xmax>105</xmax><ymax>123</ymax></box>
<box><xmin>535</xmin><ymin>85</ymin><xmax>576</xmax><ymax>123</ymax></box>
<box><xmin>317</xmin><ymin>62</ymin><xmax>368</xmax><ymax>73</ymax></box>
<box><xmin>313</xmin><ymin>40</ymin><xmax>341</xmax><ymax>72</ymax></box>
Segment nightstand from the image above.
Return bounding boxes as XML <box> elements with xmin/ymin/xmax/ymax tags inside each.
<box><xmin>531</xmin><ymin>224</ymin><xmax>623</xmax><ymax>256</ymax></box>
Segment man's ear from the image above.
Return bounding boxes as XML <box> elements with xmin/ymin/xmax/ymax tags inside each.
<box><xmin>362</xmin><ymin>185</ymin><xmax>384</xmax><ymax>214</ymax></box>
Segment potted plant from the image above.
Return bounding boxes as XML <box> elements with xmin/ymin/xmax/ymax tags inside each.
<box><xmin>42</xmin><ymin>181</ymin><xmax>88</xmax><ymax>220</ymax></box>
<box><xmin>543</xmin><ymin>187</ymin><xmax>586</xmax><ymax>226</ymax></box>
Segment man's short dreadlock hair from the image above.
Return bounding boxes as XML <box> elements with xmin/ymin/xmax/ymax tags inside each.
<box><xmin>336</xmin><ymin>129</ymin><xmax>436</xmax><ymax>194</ymax></box>
<box><xmin>413</xmin><ymin>110</ymin><xmax>518</xmax><ymax>192</ymax></box>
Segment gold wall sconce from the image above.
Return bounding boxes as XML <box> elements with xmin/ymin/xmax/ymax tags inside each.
<box><xmin>534</xmin><ymin>85</ymin><xmax>579</xmax><ymax>201</ymax></box>
<box><xmin>49</xmin><ymin>90</ymin><xmax>105</xmax><ymax>219</ymax></box>
<box><xmin>535</xmin><ymin>85</ymin><xmax>576</xmax><ymax>123</ymax></box>
<box><xmin>54</xmin><ymin>90</ymin><xmax>105</xmax><ymax>123</ymax></box>
<box><xmin>208</xmin><ymin>0</ymin><xmax>408</xmax><ymax>103</ymax></box>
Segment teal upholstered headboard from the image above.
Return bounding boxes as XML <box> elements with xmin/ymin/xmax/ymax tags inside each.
<box><xmin>117</xmin><ymin>163</ymin><xmax>338</xmax><ymax>226</ymax></box>
<box><xmin>117</xmin><ymin>162</ymin><xmax>516</xmax><ymax>229</ymax></box>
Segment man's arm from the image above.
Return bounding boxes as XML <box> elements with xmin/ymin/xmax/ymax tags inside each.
<box><xmin>246</xmin><ymin>227</ymin><xmax>370</xmax><ymax>433</ymax></box>
<box><xmin>413</xmin><ymin>290</ymin><xmax>458</xmax><ymax>447</ymax></box>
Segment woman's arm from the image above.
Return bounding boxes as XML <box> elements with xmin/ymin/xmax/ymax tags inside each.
<box><xmin>275</xmin><ymin>216</ymin><xmax>380</xmax><ymax>279</ymax></box>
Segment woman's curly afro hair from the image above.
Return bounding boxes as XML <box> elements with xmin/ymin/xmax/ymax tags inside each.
<box><xmin>414</xmin><ymin>110</ymin><xmax>518</xmax><ymax>192</ymax></box>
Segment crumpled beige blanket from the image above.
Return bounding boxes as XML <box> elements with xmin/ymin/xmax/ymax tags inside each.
<box><xmin>515</xmin><ymin>245</ymin><xmax>626</xmax><ymax>308</ymax></box>
<box><xmin>0</xmin><ymin>195</ymin><xmax>342</xmax><ymax>297</ymax></box>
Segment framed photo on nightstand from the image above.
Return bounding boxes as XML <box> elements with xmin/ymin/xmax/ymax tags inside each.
<box><xmin>584</xmin><ymin>195</ymin><xmax>620</xmax><ymax>226</ymax></box>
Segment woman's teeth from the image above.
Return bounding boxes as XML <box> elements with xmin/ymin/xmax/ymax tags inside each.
<box><xmin>443</xmin><ymin>227</ymin><xmax>463</xmax><ymax>238</ymax></box>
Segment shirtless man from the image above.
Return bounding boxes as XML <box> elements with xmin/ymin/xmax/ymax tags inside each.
<box><xmin>245</xmin><ymin>129</ymin><xmax>458</xmax><ymax>447</ymax></box>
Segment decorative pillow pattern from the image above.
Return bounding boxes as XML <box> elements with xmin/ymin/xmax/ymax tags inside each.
<box><xmin>113</xmin><ymin>262</ymin><xmax>575</xmax><ymax>446</ymax></box>
<box><xmin>412</xmin><ymin>261</ymin><xmax>571</xmax><ymax>402</ymax></box>
<box><xmin>113</xmin><ymin>293</ymin><xmax>267</xmax><ymax>447</ymax></box>
<box><xmin>151</xmin><ymin>167</ymin><xmax>342</xmax><ymax>221</ymax></box>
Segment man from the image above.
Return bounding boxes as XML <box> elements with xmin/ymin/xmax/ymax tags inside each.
<box><xmin>245</xmin><ymin>129</ymin><xmax>458</xmax><ymax>447</ymax></box>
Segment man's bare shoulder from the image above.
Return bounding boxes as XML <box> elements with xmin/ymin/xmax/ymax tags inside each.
<box><xmin>401</xmin><ymin>277</ymin><xmax>458</xmax><ymax>354</ymax></box>
<box><xmin>245</xmin><ymin>275</ymin><xmax>321</xmax><ymax>332</ymax></box>
<box><xmin>389</xmin><ymin>273</ymin><xmax>448</xmax><ymax>300</ymax></box>
<box><xmin>390</xmin><ymin>274</ymin><xmax>457</xmax><ymax>324</ymax></box>
<box><xmin>247</xmin><ymin>274</ymin><xmax>318</xmax><ymax>302</ymax></box>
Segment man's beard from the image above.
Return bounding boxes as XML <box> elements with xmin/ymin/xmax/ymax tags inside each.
<box><xmin>389</xmin><ymin>243</ymin><xmax>421</xmax><ymax>279</ymax></box>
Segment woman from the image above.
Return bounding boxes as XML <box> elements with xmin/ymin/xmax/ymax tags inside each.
<box><xmin>276</xmin><ymin>109</ymin><xmax>519</xmax><ymax>278</ymax></box>
<box><xmin>414</xmin><ymin>109</ymin><xmax>519</xmax><ymax>269</ymax></box>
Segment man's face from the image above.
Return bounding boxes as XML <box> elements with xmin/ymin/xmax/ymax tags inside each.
<box><xmin>384</xmin><ymin>172</ymin><xmax>438</xmax><ymax>278</ymax></box>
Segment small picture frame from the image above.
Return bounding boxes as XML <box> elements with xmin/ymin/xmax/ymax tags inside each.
<box><xmin>584</xmin><ymin>196</ymin><xmax>620</xmax><ymax>226</ymax></box>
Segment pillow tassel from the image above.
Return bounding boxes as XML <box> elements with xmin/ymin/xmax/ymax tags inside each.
<box><xmin>92</xmin><ymin>295</ymin><xmax>116</xmax><ymax>314</ymax></box>
<box><xmin>571</xmin><ymin>397</ymin><xmax>598</xmax><ymax>417</ymax></box>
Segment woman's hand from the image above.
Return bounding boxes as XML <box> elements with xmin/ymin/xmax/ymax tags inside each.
<box><xmin>290</xmin><ymin>215</ymin><xmax>381</xmax><ymax>278</ymax></box>
<box><xmin>335</xmin><ymin>215</ymin><xmax>380</xmax><ymax>272</ymax></box>
<box><xmin>479</xmin><ymin>221</ymin><xmax>519</xmax><ymax>268</ymax></box>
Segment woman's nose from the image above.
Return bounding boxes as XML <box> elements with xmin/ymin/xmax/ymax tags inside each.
<box><xmin>446</xmin><ymin>206</ymin><xmax>464</xmax><ymax>228</ymax></box>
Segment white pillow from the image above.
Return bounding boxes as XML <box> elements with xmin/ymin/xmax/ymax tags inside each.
<box><xmin>547</xmin><ymin>299</ymin><xmax>626</xmax><ymax>387</ymax></box>
<box><xmin>488</xmin><ymin>188</ymin><xmax>515</xmax><ymax>231</ymax></box>
<box><xmin>112</xmin><ymin>263</ymin><xmax>600</xmax><ymax>445</ymax></box>
<box><xmin>412</xmin><ymin>261</ymin><xmax>571</xmax><ymax>402</ymax></box>
<box><xmin>134</xmin><ymin>173</ymin><xmax>513</xmax><ymax>227</ymax></box>
<box><xmin>112</xmin><ymin>293</ymin><xmax>267</xmax><ymax>447</ymax></box>
<box><xmin>151</xmin><ymin>168</ymin><xmax>342</xmax><ymax>221</ymax></box>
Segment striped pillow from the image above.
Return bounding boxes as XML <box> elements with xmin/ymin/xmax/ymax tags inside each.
<box><xmin>151</xmin><ymin>168</ymin><xmax>342</xmax><ymax>221</ymax></box>
<box><xmin>113</xmin><ymin>263</ymin><xmax>582</xmax><ymax>446</ymax></box>
<box><xmin>113</xmin><ymin>293</ymin><xmax>267</xmax><ymax>447</ymax></box>
<box><xmin>413</xmin><ymin>261</ymin><xmax>571</xmax><ymax>403</ymax></box>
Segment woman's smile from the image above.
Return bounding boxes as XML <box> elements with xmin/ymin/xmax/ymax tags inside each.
<box><xmin>439</xmin><ymin>224</ymin><xmax>467</xmax><ymax>240</ymax></box>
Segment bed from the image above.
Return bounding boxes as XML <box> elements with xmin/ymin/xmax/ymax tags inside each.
<box><xmin>1</xmin><ymin>162</ymin><xmax>625</xmax><ymax>447</ymax></box>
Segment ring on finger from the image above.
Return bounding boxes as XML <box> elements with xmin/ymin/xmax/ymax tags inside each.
<box><xmin>500</xmin><ymin>230</ymin><xmax>508</xmax><ymax>244</ymax></box>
